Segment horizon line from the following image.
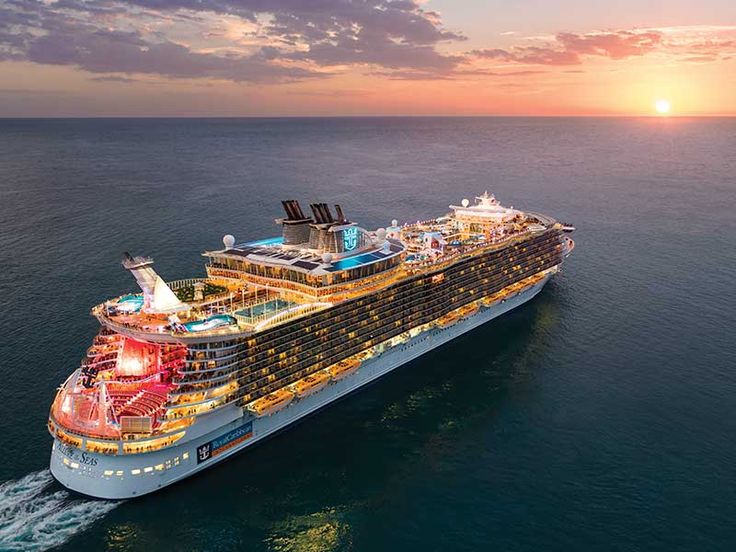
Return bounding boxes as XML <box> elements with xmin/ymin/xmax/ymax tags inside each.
<box><xmin>2</xmin><ymin>114</ymin><xmax>736</xmax><ymax>119</ymax></box>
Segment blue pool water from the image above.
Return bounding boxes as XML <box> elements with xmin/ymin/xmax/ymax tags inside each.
<box><xmin>245</xmin><ymin>236</ymin><xmax>284</xmax><ymax>247</ymax></box>
<box><xmin>331</xmin><ymin>250</ymin><xmax>390</xmax><ymax>270</ymax></box>
<box><xmin>116</xmin><ymin>294</ymin><xmax>144</xmax><ymax>312</ymax></box>
<box><xmin>182</xmin><ymin>314</ymin><xmax>237</xmax><ymax>332</ymax></box>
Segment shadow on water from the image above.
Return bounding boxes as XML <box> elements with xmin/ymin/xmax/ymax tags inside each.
<box><xmin>60</xmin><ymin>287</ymin><xmax>562</xmax><ymax>551</ymax></box>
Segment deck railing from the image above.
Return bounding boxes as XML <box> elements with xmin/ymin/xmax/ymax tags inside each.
<box><xmin>167</xmin><ymin>278</ymin><xmax>209</xmax><ymax>290</ymax></box>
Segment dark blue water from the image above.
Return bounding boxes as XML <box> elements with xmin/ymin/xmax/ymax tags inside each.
<box><xmin>0</xmin><ymin>118</ymin><xmax>734</xmax><ymax>551</ymax></box>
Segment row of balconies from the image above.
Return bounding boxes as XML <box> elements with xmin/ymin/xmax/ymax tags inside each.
<box><xmin>173</xmin><ymin>253</ymin><xmax>562</xmax><ymax>397</ymax></box>
<box><xmin>169</xmin><ymin>234</ymin><xmax>561</xmax><ymax>382</ymax></box>
<box><xmin>175</xmin><ymin>240</ymin><xmax>562</xmax><ymax>386</ymax></box>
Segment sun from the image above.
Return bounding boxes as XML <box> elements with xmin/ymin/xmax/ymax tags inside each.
<box><xmin>655</xmin><ymin>99</ymin><xmax>671</xmax><ymax>115</ymax></box>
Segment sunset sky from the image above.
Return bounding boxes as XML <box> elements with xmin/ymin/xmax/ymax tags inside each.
<box><xmin>1</xmin><ymin>0</ymin><xmax>735</xmax><ymax>116</ymax></box>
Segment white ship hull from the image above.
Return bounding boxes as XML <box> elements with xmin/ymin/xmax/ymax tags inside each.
<box><xmin>50</xmin><ymin>274</ymin><xmax>552</xmax><ymax>499</ymax></box>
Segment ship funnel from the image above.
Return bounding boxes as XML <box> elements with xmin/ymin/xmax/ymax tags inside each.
<box><xmin>309</xmin><ymin>203</ymin><xmax>325</xmax><ymax>224</ymax></box>
<box><xmin>280</xmin><ymin>200</ymin><xmax>312</xmax><ymax>247</ymax></box>
<box><xmin>320</xmin><ymin>203</ymin><xmax>335</xmax><ymax>223</ymax></box>
<box><xmin>281</xmin><ymin>200</ymin><xmax>309</xmax><ymax>222</ymax></box>
<box><xmin>310</xmin><ymin>203</ymin><xmax>335</xmax><ymax>225</ymax></box>
<box><xmin>334</xmin><ymin>204</ymin><xmax>348</xmax><ymax>224</ymax></box>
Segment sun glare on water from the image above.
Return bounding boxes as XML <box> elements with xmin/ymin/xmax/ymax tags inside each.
<box><xmin>655</xmin><ymin>99</ymin><xmax>671</xmax><ymax>115</ymax></box>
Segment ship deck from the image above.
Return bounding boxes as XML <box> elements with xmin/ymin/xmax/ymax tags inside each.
<box><xmin>93</xmin><ymin>218</ymin><xmax>559</xmax><ymax>341</ymax></box>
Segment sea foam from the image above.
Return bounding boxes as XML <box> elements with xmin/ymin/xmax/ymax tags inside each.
<box><xmin>0</xmin><ymin>470</ymin><xmax>118</xmax><ymax>551</ymax></box>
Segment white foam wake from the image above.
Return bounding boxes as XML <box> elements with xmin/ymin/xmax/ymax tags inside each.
<box><xmin>0</xmin><ymin>470</ymin><xmax>119</xmax><ymax>551</ymax></box>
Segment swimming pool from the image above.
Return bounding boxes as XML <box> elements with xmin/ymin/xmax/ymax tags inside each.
<box><xmin>235</xmin><ymin>299</ymin><xmax>294</xmax><ymax>322</ymax></box>
<box><xmin>183</xmin><ymin>314</ymin><xmax>237</xmax><ymax>332</ymax></box>
<box><xmin>329</xmin><ymin>249</ymin><xmax>397</xmax><ymax>270</ymax></box>
<box><xmin>116</xmin><ymin>294</ymin><xmax>144</xmax><ymax>313</ymax></box>
<box><xmin>244</xmin><ymin>236</ymin><xmax>284</xmax><ymax>247</ymax></box>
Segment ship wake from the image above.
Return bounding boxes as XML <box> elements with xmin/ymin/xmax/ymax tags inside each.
<box><xmin>0</xmin><ymin>470</ymin><xmax>119</xmax><ymax>551</ymax></box>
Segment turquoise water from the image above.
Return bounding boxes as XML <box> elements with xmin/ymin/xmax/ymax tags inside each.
<box><xmin>116</xmin><ymin>294</ymin><xmax>144</xmax><ymax>312</ymax></box>
<box><xmin>331</xmin><ymin>250</ymin><xmax>387</xmax><ymax>270</ymax></box>
<box><xmin>183</xmin><ymin>314</ymin><xmax>237</xmax><ymax>332</ymax></box>
<box><xmin>0</xmin><ymin>118</ymin><xmax>734</xmax><ymax>551</ymax></box>
<box><xmin>245</xmin><ymin>236</ymin><xmax>284</xmax><ymax>247</ymax></box>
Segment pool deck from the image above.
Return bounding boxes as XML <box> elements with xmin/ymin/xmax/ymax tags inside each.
<box><xmin>94</xmin><ymin>294</ymin><xmax>315</xmax><ymax>341</ymax></box>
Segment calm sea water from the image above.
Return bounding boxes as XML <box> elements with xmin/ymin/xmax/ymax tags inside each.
<box><xmin>0</xmin><ymin>117</ymin><xmax>734</xmax><ymax>551</ymax></box>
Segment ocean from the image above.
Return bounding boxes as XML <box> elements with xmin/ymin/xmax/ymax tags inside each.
<box><xmin>0</xmin><ymin>117</ymin><xmax>734</xmax><ymax>551</ymax></box>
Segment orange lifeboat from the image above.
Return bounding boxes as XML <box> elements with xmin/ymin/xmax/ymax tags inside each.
<box><xmin>292</xmin><ymin>371</ymin><xmax>331</xmax><ymax>398</ymax></box>
<box><xmin>460</xmin><ymin>303</ymin><xmax>479</xmax><ymax>318</ymax></box>
<box><xmin>436</xmin><ymin>311</ymin><xmax>460</xmax><ymax>329</ymax></box>
<box><xmin>481</xmin><ymin>295</ymin><xmax>499</xmax><ymax>308</ymax></box>
<box><xmin>248</xmin><ymin>388</ymin><xmax>294</xmax><ymax>417</ymax></box>
<box><xmin>329</xmin><ymin>358</ymin><xmax>361</xmax><ymax>381</ymax></box>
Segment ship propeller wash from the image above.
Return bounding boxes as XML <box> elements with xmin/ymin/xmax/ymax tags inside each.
<box><xmin>48</xmin><ymin>193</ymin><xmax>575</xmax><ymax>498</ymax></box>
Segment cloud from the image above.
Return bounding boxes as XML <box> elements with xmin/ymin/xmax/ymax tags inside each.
<box><xmin>680</xmin><ymin>55</ymin><xmax>718</xmax><ymax>63</ymax></box>
<box><xmin>472</xmin><ymin>30</ymin><xmax>663</xmax><ymax>66</ymax></box>
<box><xmin>286</xmin><ymin>88</ymin><xmax>373</xmax><ymax>97</ymax></box>
<box><xmin>24</xmin><ymin>25</ymin><xmax>324</xmax><ymax>82</ymax></box>
<box><xmin>557</xmin><ymin>30</ymin><xmax>662</xmax><ymax>59</ymax></box>
<box><xmin>368</xmin><ymin>69</ymin><xmax>456</xmax><ymax>80</ymax></box>
<box><xmin>3</xmin><ymin>1</ymin><xmax>735</xmax><ymax>88</ymax></box>
<box><xmin>0</xmin><ymin>88</ymin><xmax>65</xmax><ymax>95</ymax></box>
<box><xmin>0</xmin><ymin>0</ymin><xmax>464</xmax><ymax>81</ymax></box>
<box><xmin>473</xmin><ymin>46</ymin><xmax>579</xmax><ymax>66</ymax></box>
<box><xmin>469</xmin><ymin>27</ymin><xmax>736</xmax><ymax>70</ymax></box>
<box><xmin>677</xmin><ymin>38</ymin><xmax>735</xmax><ymax>61</ymax></box>
<box><xmin>369</xmin><ymin>67</ymin><xmax>547</xmax><ymax>80</ymax></box>
<box><xmin>89</xmin><ymin>75</ymin><xmax>143</xmax><ymax>83</ymax></box>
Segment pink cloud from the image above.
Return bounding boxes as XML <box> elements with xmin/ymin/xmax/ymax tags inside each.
<box><xmin>472</xmin><ymin>30</ymin><xmax>663</xmax><ymax>66</ymax></box>
<box><xmin>472</xmin><ymin>46</ymin><xmax>579</xmax><ymax>66</ymax></box>
<box><xmin>557</xmin><ymin>30</ymin><xmax>662</xmax><ymax>59</ymax></box>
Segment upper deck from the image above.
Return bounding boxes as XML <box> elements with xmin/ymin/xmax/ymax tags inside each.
<box><xmin>92</xmin><ymin>194</ymin><xmax>561</xmax><ymax>342</ymax></box>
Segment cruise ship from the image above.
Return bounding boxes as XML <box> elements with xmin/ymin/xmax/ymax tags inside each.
<box><xmin>48</xmin><ymin>193</ymin><xmax>575</xmax><ymax>499</ymax></box>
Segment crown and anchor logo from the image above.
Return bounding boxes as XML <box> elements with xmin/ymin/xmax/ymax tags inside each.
<box><xmin>197</xmin><ymin>443</ymin><xmax>212</xmax><ymax>463</ymax></box>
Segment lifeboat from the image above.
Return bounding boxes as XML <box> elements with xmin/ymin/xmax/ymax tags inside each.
<box><xmin>460</xmin><ymin>303</ymin><xmax>479</xmax><ymax>319</ymax></box>
<box><xmin>292</xmin><ymin>371</ymin><xmax>331</xmax><ymax>398</ymax></box>
<box><xmin>436</xmin><ymin>312</ymin><xmax>460</xmax><ymax>329</ymax></box>
<box><xmin>481</xmin><ymin>295</ymin><xmax>499</xmax><ymax>308</ymax></box>
<box><xmin>329</xmin><ymin>358</ymin><xmax>361</xmax><ymax>381</ymax></box>
<box><xmin>392</xmin><ymin>332</ymin><xmax>411</xmax><ymax>346</ymax></box>
<box><xmin>248</xmin><ymin>388</ymin><xmax>294</xmax><ymax>417</ymax></box>
<box><xmin>356</xmin><ymin>350</ymin><xmax>373</xmax><ymax>362</ymax></box>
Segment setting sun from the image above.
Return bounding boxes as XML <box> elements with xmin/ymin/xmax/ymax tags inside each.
<box><xmin>655</xmin><ymin>99</ymin><xmax>672</xmax><ymax>115</ymax></box>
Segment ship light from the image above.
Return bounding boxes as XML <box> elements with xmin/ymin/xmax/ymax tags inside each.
<box><xmin>120</xmin><ymin>357</ymin><xmax>143</xmax><ymax>374</ymax></box>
